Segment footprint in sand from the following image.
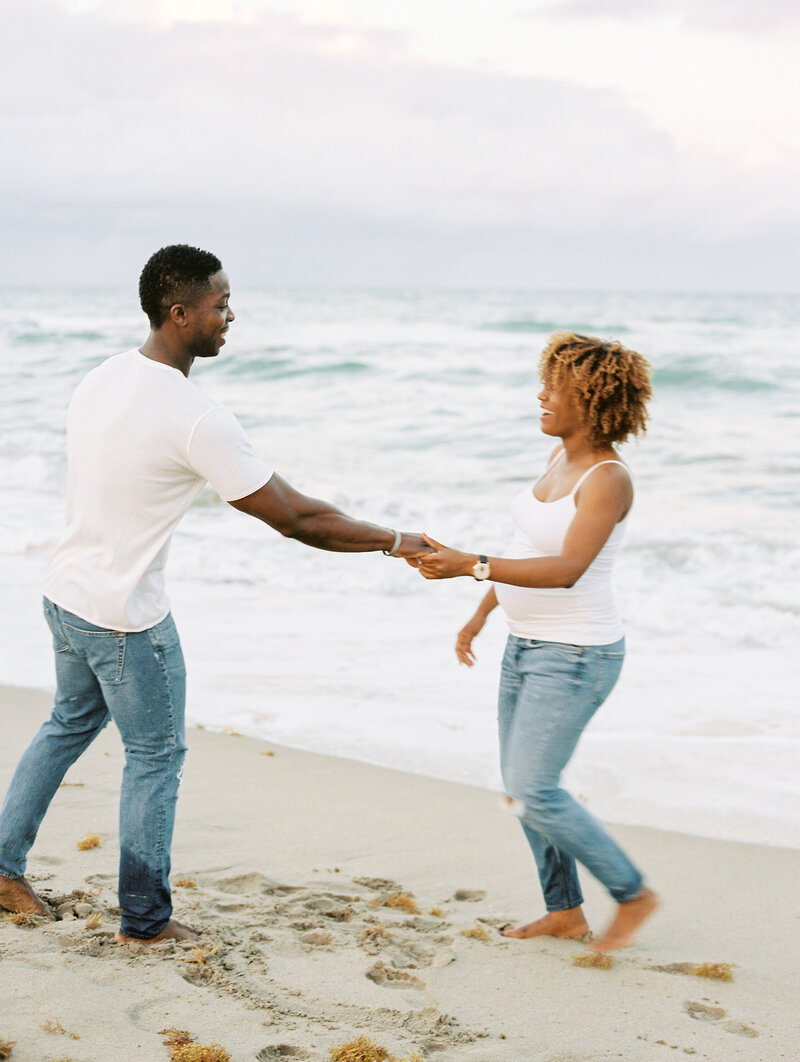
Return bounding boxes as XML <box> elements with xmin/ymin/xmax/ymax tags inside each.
<box><xmin>299</xmin><ymin>929</ymin><xmax>334</xmax><ymax>947</ymax></box>
<box><xmin>387</xmin><ymin>938</ymin><xmax>453</xmax><ymax>971</ymax></box>
<box><xmin>366</xmin><ymin>960</ymin><xmax>425</xmax><ymax>990</ymax></box>
<box><xmin>354</xmin><ymin>876</ymin><xmax>404</xmax><ymax>892</ymax></box>
<box><xmin>213</xmin><ymin>899</ymin><xmax>252</xmax><ymax>913</ymax></box>
<box><xmin>451</xmin><ymin>889</ymin><xmax>487</xmax><ymax>902</ymax></box>
<box><xmin>684</xmin><ymin>1000</ymin><xmax>759</xmax><ymax>1038</ymax></box>
<box><xmin>301</xmin><ymin>896</ymin><xmax>353</xmax><ymax>921</ymax></box>
<box><xmin>212</xmin><ymin>872</ymin><xmax>277</xmax><ymax>894</ymax></box>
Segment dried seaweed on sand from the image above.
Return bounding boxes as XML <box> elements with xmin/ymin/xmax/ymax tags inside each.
<box><xmin>330</xmin><ymin>1036</ymin><xmax>422</xmax><ymax>1062</ymax></box>
<box><xmin>161</xmin><ymin>1029</ymin><xmax>231</xmax><ymax>1062</ymax></box>
<box><xmin>76</xmin><ymin>831</ymin><xmax>101</xmax><ymax>851</ymax></box>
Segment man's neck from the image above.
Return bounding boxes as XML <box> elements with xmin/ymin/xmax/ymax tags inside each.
<box><xmin>139</xmin><ymin>331</ymin><xmax>193</xmax><ymax>377</ymax></box>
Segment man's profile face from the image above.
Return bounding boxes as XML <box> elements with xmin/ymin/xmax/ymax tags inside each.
<box><xmin>182</xmin><ymin>270</ymin><xmax>234</xmax><ymax>359</ymax></box>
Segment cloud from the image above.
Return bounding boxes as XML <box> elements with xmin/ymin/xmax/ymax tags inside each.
<box><xmin>1</xmin><ymin>0</ymin><xmax>799</xmax><ymax>288</ymax></box>
<box><xmin>2</xmin><ymin>0</ymin><xmax>677</xmax><ymax>231</ymax></box>
<box><xmin>534</xmin><ymin>0</ymin><xmax>800</xmax><ymax>34</ymax></box>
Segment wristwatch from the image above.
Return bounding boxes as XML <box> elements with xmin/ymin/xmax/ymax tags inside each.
<box><xmin>472</xmin><ymin>554</ymin><xmax>491</xmax><ymax>581</ymax></box>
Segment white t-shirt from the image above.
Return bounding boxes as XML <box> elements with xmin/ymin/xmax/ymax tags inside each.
<box><xmin>44</xmin><ymin>349</ymin><xmax>273</xmax><ymax>632</ymax></box>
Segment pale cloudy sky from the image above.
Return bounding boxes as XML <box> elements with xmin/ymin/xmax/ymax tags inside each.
<box><xmin>3</xmin><ymin>0</ymin><xmax>799</xmax><ymax>289</ymax></box>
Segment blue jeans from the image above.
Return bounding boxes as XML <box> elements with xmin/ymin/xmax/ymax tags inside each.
<box><xmin>498</xmin><ymin>634</ymin><xmax>643</xmax><ymax>911</ymax></box>
<box><xmin>0</xmin><ymin>598</ymin><xmax>187</xmax><ymax>939</ymax></box>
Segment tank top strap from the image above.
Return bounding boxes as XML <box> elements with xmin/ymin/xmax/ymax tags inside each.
<box><xmin>569</xmin><ymin>459</ymin><xmax>629</xmax><ymax>496</ymax></box>
<box><xmin>545</xmin><ymin>446</ymin><xmax>566</xmax><ymax>471</ymax></box>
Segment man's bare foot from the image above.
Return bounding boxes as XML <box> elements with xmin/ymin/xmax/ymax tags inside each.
<box><xmin>501</xmin><ymin>906</ymin><xmax>590</xmax><ymax>940</ymax></box>
<box><xmin>0</xmin><ymin>873</ymin><xmax>55</xmax><ymax>920</ymax></box>
<box><xmin>590</xmin><ymin>887</ymin><xmax>658</xmax><ymax>952</ymax></box>
<box><xmin>115</xmin><ymin>918</ymin><xmax>198</xmax><ymax>944</ymax></box>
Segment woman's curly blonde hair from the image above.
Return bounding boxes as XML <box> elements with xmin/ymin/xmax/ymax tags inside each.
<box><xmin>538</xmin><ymin>331</ymin><xmax>652</xmax><ymax>445</ymax></box>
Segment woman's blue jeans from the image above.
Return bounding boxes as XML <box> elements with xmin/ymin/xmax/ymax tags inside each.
<box><xmin>498</xmin><ymin>634</ymin><xmax>643</xmax><ymax>911</ymax></box>
<box><xmin>0</xmin><ymin>598</ymin><xmax>187</xmax><ymax>939</ymax></box>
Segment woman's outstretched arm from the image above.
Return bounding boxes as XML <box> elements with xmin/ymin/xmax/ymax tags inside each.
<box><xmin>418</xmin><ymin>463</ymin><xmax>631</xmax><ymax>588</ymax></box>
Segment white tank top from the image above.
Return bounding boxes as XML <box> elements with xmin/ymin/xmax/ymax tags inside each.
<box><xmin>494</xmin><ymin>452</ymin><xmax>630</xmax><ymax>645</ymax></box>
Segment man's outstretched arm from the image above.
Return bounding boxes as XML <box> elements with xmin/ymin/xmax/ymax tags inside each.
<box><xmin>229</xmin><ymin>472</ymin><xmax>429</xmax><ymax>557</ymax></box>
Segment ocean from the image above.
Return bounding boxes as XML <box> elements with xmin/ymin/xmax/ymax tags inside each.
<box><xmin>1</xmin><ymin>287</ymin><xmax>798</xmax><ymax>848</ymax></box>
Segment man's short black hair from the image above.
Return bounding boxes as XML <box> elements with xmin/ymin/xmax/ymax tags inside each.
<box><xmin>139</xmin><ymin>244</ymin><xmax>223</xmax><ymax>328</ymax></box>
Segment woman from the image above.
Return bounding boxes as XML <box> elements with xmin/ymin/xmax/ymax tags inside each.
<box><xmin>417</xmin><ymin>331</ymin><xmax>656</xmax><ymax>952</ymax></box>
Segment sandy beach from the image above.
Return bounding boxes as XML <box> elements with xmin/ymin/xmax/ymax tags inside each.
<box><xmin>1</xmin><ymin>684</ymin><xmax>797</xmax><ymax>1062</ymax></box>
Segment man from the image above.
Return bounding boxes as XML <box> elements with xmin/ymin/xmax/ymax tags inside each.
<box><xmin>0</xmin><ymin>244</ymin><xmax>427</xmax><ymax>943</ymax></box>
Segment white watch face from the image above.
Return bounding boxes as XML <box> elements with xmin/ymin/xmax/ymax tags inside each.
<box><xmin>473</xmin><ymin>561</ymin><xmax>491</xmax><ymax>580</ymax></box>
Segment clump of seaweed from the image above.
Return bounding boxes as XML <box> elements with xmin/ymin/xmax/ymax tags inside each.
<box><xmin>185</xmin><ymin>943</ymin><xmax>221</xmax><ymax>965</ymax></box>
<box><xmin>428</xmin><ymin>905</ymin><xmax>445</xmax><ymax>917</ymax></box>
<box><xmin>573</xmin><ymin>952</ymin><xmax>614</xmax><ymax>970</ymax></box>
<box><xmin>174</xmin><ymin>878</ymin><xmax>197</xmax><ymax>889</ymax></box>
<box><xmin>0</xmin><ymin>1038</ymin><xmax>15</xmax><ymax>1059</ymax></box>
<box><xmin>331</xmin><ymin>1039</ymin><xmax>390</xmax><ymax>1062</ymax></box>
<box><xmin>161</xmin><ymin>1029</ymin><xmax>231</xmax><ymax>1062</ymax></box>
<box><xmin>691</xmin><ymin>962</ymin><xmax>733</xmax><ymax>981</ymax></box>
<box><xmin>170</xmin><ymin>1044</ymin><xmax>230</xmax><ymax>1062</ymax></box>
<box><xmin>459</xmin><ymin>925</ymin><xmax>489</xmax><ymax>941</ymax></box>
<box><xmin>330</xmin><ymin>1037</ymin><xmax>422</xmax><ymax>1062</ymax></box>
<box><xmin>41</xmin><ymin>1020</ymin><xmax>80</xmax><ymax>1040</ymax></box>
<box><xmin>85</xmin><ymin>911</ymin><xmax>102</xmax><ymax>929</ymax></box>
<box><xmin>382</xmin><ymin>893</ymin><xmax>420</xmax><ymax>915</ymax></box>
<box><xmin>76</xmin><ymin>832</ymin><xmax>101</xmax><ymax>851</ymax></box>
<box><xmin>162</xmin><ymin>1030</ymin><xmax>194</xmax><ymax>1049</ymax></box>
<box><xmin>3</xmin><ymin>912</ymin><xmax>40</xmax><ymax>928</ymax></box>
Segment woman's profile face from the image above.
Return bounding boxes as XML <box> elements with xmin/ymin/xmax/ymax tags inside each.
<box><xmin>537</xmin><ymin>375</ymin><xmax>585</xmax><ymax>438</ymax></box>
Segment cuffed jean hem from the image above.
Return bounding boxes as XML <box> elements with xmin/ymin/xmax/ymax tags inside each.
<box><xmin>612</xmin><ymin>876</ymin><xmax>646</xmax><ymax>906</ymax></box>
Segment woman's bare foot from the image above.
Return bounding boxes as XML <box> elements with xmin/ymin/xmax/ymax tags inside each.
<box><xmin>0</xmin><ymin>874</ymin><xmax>55</xmax><ymax>920</ymax></box>
<box><xmin>501</xmin><ymin>906</ymin><xmax>590</xmax><ymax>940</ymax></box>
<box><xmin>115</xmin><ymin>918</ymin><xmax>198</xmax><ymax>944</ymax></box>
<box><xmin>590</xmin><ymin>887</ymin><xmax>658</xmax><ymax>952</ymax></box>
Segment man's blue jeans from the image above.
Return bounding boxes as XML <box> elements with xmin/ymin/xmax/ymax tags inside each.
<box><xmin>0</xmin><ymin>598</ymin><xmax>187</xmax><ymax>939</ymax></box>
<box><xmin>498</xmin><ymin>634</ymin><xmax>643</xmax><ymax>911</ymax></box>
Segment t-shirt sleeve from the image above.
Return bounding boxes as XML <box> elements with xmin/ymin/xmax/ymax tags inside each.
<box><xmin>187</xmin><ymin>407</ymin><xmax>273</xmax><ymax>502</ymax></box>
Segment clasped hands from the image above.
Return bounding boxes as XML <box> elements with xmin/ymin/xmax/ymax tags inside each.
<box><xmin>406</xmin><ymin>533</ymin><xmax>476</xmax><ymax>580</ymax></box>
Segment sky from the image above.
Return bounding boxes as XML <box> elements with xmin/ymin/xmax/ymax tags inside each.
<box><xmin>2</xmin><ymin>0</ymin><xmax>800</xmax><ymax>290</ymax></box>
